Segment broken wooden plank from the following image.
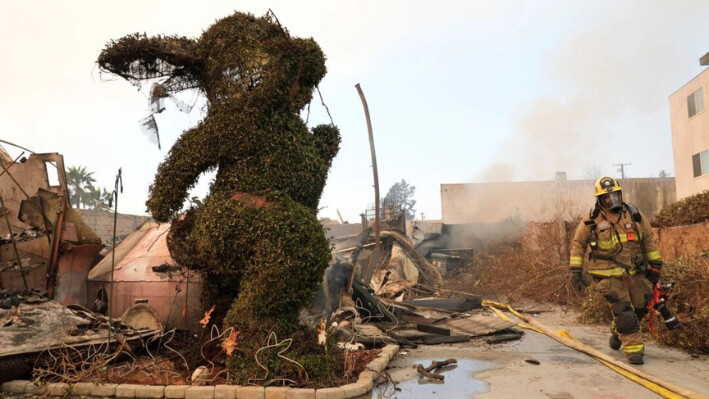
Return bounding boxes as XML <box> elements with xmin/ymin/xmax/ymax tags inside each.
<box><xmin>351</xmin><ymin>278</ymin><xmax>398</xmax><ymax>322</ymax></box>
<box><xmin>354</xmin><ymin>336</ymin><xmax>398</xmax><ymax>347</ymax></box>
<box><xmin>422</xmin><ymin>335</ymin><xmax>469</xmax><ymax>345</ymax></box>
<box><xmin>486</xmin><ymin>333</ymin><xmax>523</xmax><ymax>344</ymax></box>
<box><xmin>400</xmin><ymin>314</ymin><xmax>449</xmax><ymax>324</ymax></box>
<box><xmin>435</xmin><ymin>313</ymin><xmax>515</xmax><ymax>337</ymax></box>
<box><xmin>416</xmin><ymin>323</ymin><xmax>451</xmax><ymax>336</ymax></box>
<box><xmin>403</xmin><ymin>297</ymin><xmax>482</xmax><ymax>312</ymax></box>
<box><xmin>377</xmin><ymin>297</ymin><xmax>452</xmax><ymax>319</ymax></box>
<box><xmin>388</xmin><ymin>329</ymin><xmax>438</xmax><ymax>341</ymax></box>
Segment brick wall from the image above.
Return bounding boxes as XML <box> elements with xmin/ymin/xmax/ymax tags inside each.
<box><xmin>79</xmin><ymin>209</ymin><xmax>150</xmax><ymax>246</ymax></box>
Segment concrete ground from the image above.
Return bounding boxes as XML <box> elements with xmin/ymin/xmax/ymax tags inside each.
<box><xmin>366</xmin><ymin>307</ymin><xmax>709</xmax><ymax>399</ymax></box>
<box><xmin>2</xmin><ymin>308</ymin><xmax>706</xmax><ymax>399</ymax></box>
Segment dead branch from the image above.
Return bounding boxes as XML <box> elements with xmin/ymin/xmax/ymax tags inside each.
<box><xmin>379</xmin><ymin>370</ymin><xmax>399</xmax><ymax>398</ymax></box>
<box><xmin>424</xmin><ymin>358</ymin><xmax>457</xmax><ymax>372</ymax></box>
<box><xmin>416</xmin><ymin>364</ymin><xmax>444</xmax><ymax>380</ymax></box>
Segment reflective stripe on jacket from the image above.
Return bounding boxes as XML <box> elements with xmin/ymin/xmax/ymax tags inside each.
<box><xmin>568</xmin><ymin>204</ymin><xmax>662</xmax><ymax>275</ymax></box>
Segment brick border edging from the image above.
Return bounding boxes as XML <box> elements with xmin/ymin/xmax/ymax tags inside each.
<box><xmin>1</xmin><ymin>344</ymin><xmax>399</xmax><ymax>399</ymax></box>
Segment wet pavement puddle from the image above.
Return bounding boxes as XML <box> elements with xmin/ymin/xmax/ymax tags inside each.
<box><xmin>364</xmin><ymin>357</ymin><xmax>498</xmax><ymax>398</ymax></box>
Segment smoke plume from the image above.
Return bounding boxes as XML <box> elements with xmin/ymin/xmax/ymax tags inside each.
<box><xmin>477</xmin><ymin>1</ymin><xmax>709</xmax><ymax>183</ymax></box>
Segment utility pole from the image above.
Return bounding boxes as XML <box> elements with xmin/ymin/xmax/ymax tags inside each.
<box><xmin>614</xmin><ymin>162</ymin><xmax>631</xmax><ymax>179</ymax></box>
<box><xmin>355</xmin><ymin>83</ymin><xmax>380</xmax><ymax>287</ymax></box>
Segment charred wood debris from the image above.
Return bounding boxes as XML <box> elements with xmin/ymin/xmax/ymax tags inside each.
<box><xmin>319</xmin><ymin>214</ymin><xmax>522</xmax><ymax>353</ymax></box>
<box><xmin>0</xmin><ymin>146</ymin><xmax>524</xmax><ymax>385</ymax></box>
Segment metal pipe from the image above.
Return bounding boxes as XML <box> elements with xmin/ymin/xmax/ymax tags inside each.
<box><xmin>109</xmin><ymin>168</ymin><xmax>123</xmax><ymax>342</ymax></box>
<box><xmin>110</xmin><ymin>169</ymin><xmax>123</xmax><ymax>305</ymax></box>
<box><xmin>0</xmin><ymin>195</ymin><xmax>29</xmax><ymax>291</ymax></box>
<box><xmin>355</xmin><ymin>83</ymin><xmax>381</xmax><ymax>286</ymax></box>
<box><xmin>0</xmin><ymin>139</ymin><xmax>35</xmax><ymax>154</ymax></box>
<box><xmin>184</xmin><ymin>269</ymin><xmax>189</xmax><ymax>332</ymax></box>
<box><xmin>45</xmin><ymin>193</ymin><xmax>66</xmax><ymax>299</ymax></box>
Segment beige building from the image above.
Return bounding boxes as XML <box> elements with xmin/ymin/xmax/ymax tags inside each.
<box><xmin>669</xmin><ymin>52</ymin><xmax>709</xmax><ymax>199</ymax></box>
<box><xmin>441</xmin><ymin>178</ymin><xmax>675</xmax><ymax>224</ymax></box>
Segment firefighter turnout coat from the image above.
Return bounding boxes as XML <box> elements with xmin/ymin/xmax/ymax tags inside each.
<box><xmin>569</xmin><ymin>203</ymin><xmax>662</xmax><ymax>277</ymax></box>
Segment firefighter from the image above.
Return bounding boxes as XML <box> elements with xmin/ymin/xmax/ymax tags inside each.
<box><xmin>569</xmin><ymin>176</ymin><xmax>663</xmax><ymax>365</ymax></box>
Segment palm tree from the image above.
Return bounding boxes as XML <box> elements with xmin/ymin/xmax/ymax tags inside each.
<box><xmin>86</xmin><ymin>186</ymin><xmax>113</xmax><ymax>210</ymax></box>
<box><xmin>66</xmin><ymin>166</ymin><xmax>96</xmax><ymax>209</ymax></box>
<box><xmin>100</xmin><ymin>187</ymin><xmax>114</xmax><ymax>209</ymax></box>
<box><xmin>85</xmin><ymin>186</ymin><xmax>104</xmax><ymax>210</ymax></box>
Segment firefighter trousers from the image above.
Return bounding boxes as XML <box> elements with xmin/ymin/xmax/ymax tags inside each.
<box><xmin>593</xmin><ymin>273</ymin><xmax>653</xmax><ymax>355</ymax></box>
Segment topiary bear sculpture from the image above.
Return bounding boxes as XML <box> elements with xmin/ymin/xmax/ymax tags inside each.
<box><xmin>98</xmin><ymin>12</ymin><xmax>340</xmax><ymax>344</ymax></box>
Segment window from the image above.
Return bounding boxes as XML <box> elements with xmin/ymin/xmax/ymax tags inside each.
<box><xmin>688</xmin><ymin>88</ymin><xmax>704</xmax><ymax>118</ymax></box>
<box><xmin>45</xmin><ymin>161</ymin><xmax>60</xmax><ymax>186</ymax></box>
<box><xmin>693</xmin><ymin>150</ymin><xmax>709</xmax><ymax>177</ymax></box>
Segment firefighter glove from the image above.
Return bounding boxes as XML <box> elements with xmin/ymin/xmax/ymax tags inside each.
<box><xmin>570</xmin><ymin>268</ymin><xmax>589</xmax><ymax>292</ymax></box>
<box><xmin>645</xmin><ymin>261</ymin><xmax>662</xmax><ymax>285</ymax></box>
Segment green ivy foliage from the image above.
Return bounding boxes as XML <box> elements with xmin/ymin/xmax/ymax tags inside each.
<box><xmin>98</xmin><ymin>11</ymin><xmax>340</xmax><ymax>358</ymax></box>
<box><xmin>225</xmin><ymin>326</ymin><xmax>343</xmax><ymax>387</ymax></box>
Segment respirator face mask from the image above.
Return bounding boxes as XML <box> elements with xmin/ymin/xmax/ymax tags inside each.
<box><xmin>600</xmin><ymin>191</ymin><xmax>623</xmax><ymax>212</ymax></box>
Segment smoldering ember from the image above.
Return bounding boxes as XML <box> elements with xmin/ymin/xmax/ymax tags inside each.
<box><xmin>1</xmin><ymin>6</ymin><xmax>709</xmax><ymax>399</ymax></box>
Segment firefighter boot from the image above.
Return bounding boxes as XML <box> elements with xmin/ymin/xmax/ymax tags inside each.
<box><xmin>609</xmin><ymin>334</ymin><xmax>621</xmax><ymax>351</ymax></box>
<box><xmin>627</xmin><ymin>353</ymin><xmax>644</xmax><ymax>365</ymax></box>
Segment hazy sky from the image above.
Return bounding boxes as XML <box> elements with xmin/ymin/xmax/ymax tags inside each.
<box><xmin>2</xmin><ymin>1</ymin><xmax>708</xmax><ymax>222</ymax></box>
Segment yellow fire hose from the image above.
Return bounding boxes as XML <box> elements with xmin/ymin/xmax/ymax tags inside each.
<box><xmin>482</xmin><ymin>300</ymin><xmax>708</xmax><ymax>399</ymax></box>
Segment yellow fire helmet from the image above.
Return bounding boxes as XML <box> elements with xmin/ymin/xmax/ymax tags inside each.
<box><xmin>594</xmin><ymin>176</ymin><xmax>622</xmax><ymax>197</ymax></box>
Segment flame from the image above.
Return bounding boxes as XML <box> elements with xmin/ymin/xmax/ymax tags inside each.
<box><xmin>200</xmin><ymin>305</ymin><xmax>216</xmax><ymax>329</ymax></box>
<box><xmin>317</xmin><ymin>319</ymin><xmax>327</xmax><ymax>346</ymax></box>
<box><xmin>222</xmin><ymin>330</ymin><xmax>240</xmax><ymax>356</ymax></box>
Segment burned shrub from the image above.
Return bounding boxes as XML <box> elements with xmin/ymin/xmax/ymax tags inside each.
<box><xmin>578</xmin><ymin>288</ymin><xmax>612</xmax><ymax>324</ymax></box>
<box><xmin>580</xmin><ymin>251</ymin><xmax>709</xmax><ymax>354</ymax></box>
<box><xmin>448</xmin><ymin>221</ymin><xmax>584</xmax><ymax>305</ymax></box>
<box><xmin>653</xmin><ymin>251</ymin><xmax>709</xmax><ymax>353</ymax></box>
<box><xmin>653</xmin><ymin>190</ymin><xmax>709</xmax><ymax>227</ymax></box>
<box><xmin>98</xmin><ymin>11</ymin><xmax>340</xmax><ymax>357</ymax></box>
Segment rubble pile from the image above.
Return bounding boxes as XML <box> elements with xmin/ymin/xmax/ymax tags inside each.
<box><xmin>320</xmin><ymin>226</ymin><xmax>519</xmax><ymax>349</ymax></box>
<box><xmin>0</xmin><ymin>228</ymin><xmax>46</xmax><ymax>245</ymax></box>
<box><xmin>1</xmin><ymin>150</ymin><xmax>104</xmax><ymax>307</ymax></box>
<box><xmin>0</xmin><ymin>288</ymin><xmax>47</xmax><ymax>309</ymax></box>
<box><xmin>0</xmin><ymin>229</ymin><xmax>47</xmax><ymax>272</ymax></box>
<box><xmin>0</xmin><ymin>300</ymin><xmax>160</xmax><ymax>383</ymax></box>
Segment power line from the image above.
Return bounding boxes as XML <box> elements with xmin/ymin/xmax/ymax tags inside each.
<box><xmin>613</xmin><ymin>162</ymin><xmax>631</xmax><ymax>179</ymax></box>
